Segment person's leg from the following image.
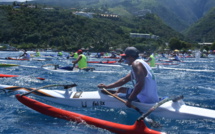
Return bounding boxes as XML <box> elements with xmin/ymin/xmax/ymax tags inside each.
<box><xmin>116</xmin><ymin>87</ymin><xmax>128</xmax><ymax>93</ymax></box>
<box><xmin>125</xmin><ymin>88</ymin><xmax>140</xmax><ymax>102</ymax></box>
<box><xmin>115</xmin><ymin>87</ymin><xmax>128</xmax><ymax>99</ymax></box>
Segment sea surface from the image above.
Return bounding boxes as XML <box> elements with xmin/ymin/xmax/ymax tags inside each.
<box><xmin>0</xmin><ymin>51</ymin><xmax>215</xmax><ymax>134</ymax></box>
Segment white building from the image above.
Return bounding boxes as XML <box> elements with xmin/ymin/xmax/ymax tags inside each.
<box><xmin>130</xmin><ymin>33</ymin><xmax>159</xmax><ymax>40</ymax></box>
<box><xmin>198</xmin><ymin>42</ymin><xmax>213</xmax><ymax>46</ymax></box>
<box><xmin>73</xmin><ymin>11</ymin><xmax>94</xmax><ymax>18</ymax></box>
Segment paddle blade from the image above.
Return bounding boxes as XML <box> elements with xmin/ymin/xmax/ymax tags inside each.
<box><xmin>36</xmin><ymin>77</ymin><xmax>45</xmax><ymax>80</ymax></box>
<box><xmin>64</xmin><ymin>84</ymin><xmax>77</xmax><ymax>89</ymax></box>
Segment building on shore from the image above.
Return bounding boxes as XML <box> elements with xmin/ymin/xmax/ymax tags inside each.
<box><xmin>130</xmin><ymin>33</ymin><xmax>159</xmax><ymax>40</ymax></box>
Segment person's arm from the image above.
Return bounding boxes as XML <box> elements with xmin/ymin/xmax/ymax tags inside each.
<box><xmin>126</xmin><ymin>61</ymin><xmax>147</xmax><ymax>106</ymax></box>
<box><xmin>118</xmin><ymin>57</ymin><xmax>123</xmax><ymax>63</ymax></box>
<box><xmin>72</xmin><ymin>55</ymin><xmax>82</xmax><ymax>65</ymax></box>
<box><xmin>20</xmin><ymin>53</ymin><xmax>25</xmax><ymax>57</ymax></box>
<box><xmin>145</xmin><ymin>57</ymin><xmax>152</xmax><ymax>62</ymax></box>
<box><xmin>98</xmin><ymin>73</ymin><xmax>131</xmax><ymax>89</ymax></box>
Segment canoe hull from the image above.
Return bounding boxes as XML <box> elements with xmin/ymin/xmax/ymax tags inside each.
<box><xmin>15</xmin><ymin>94</ymin><xmax>162</xmax><ymax>134</ymax></box>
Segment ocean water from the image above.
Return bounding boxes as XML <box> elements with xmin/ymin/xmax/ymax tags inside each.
<box><xmin>0</xmin><ymin>51</ymin><xmax>215</xmax><ymax>134</ymax></box>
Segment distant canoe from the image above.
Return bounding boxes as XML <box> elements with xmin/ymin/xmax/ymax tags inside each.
<box><xmin>103</xmin><ymin>56</ymin><xmax>120</xmax><ymax>59</ymax></box>
<box><xmin>88</xmin><ymin>61</ymin><xmax>117</xmax><ymax>64</ymax></box>
<box><xmin>5</xmin><ymin>57</ymin><xmax>29</xmax><ymax>60</ymax></box>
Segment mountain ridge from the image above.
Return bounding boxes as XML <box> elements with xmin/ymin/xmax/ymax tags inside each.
<box><xmin>184</xmin><ymin>7</ymin><xmax>215</xmax><ymax>42</ymax></box>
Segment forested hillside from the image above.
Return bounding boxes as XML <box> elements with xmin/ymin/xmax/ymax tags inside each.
<box><xmin>184</xmin><ymin>7</ymin><xmax>215</xmax><ymax>42</ymax></box>
<box><xmin>0</xmin><ymin>5</ymin><xmax>184</xmax><ymax>51</ymax></box>
<box><xmin>28</xmin><ymin>0</ymin><xmax>215</xmax><ymax>32</ymax></box>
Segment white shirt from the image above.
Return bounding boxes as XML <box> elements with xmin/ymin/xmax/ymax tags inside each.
<box><xmin>131</xmin><ymin>59</ymin><xmax>159</xmax><ymax>103</ymax></box>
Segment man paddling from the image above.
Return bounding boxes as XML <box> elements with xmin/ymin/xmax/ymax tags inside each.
<box><xmin>20</xmin><ymin>50</ymin><xmax>30</xmax><ymax>60</ymax></box>
<box><xmin>98</xmin><ymin>47</ymin><xmax>159</xmax><ymax>107</ymax></box>
<box><xmin>145</xmin><ymin>53</ymin><xmax>156</xmax><ymax>67</ymax></box>
<box><xmin>72</xmin><ymin>49</ymin><xmax>88</xmax><ymax>69</ymax></box>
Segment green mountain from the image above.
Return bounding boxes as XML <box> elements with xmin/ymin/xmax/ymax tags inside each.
<box><xmin>2</xmin><ymin>0</ymin><xmax>215</xmax><ymax>32</ymax></box>
<box><xmin>1</xmin><ymin>0</ymin><xmax>214</xmax><ymax>43</ymax></box>
<box><xmin>157</xmin><ymin>0</ymin><xmax>215</xmax><ymax>31</ymax></box>
<box><xmin>184</xmin><ymin>7</ymin><xmax>215</xmax><ymax>42</ymax></box>
<box><xmin>30</xmin><ymin>0</ymin><xmax>215</xmax><ymax>32</ymax></box>
<box><xmin>0</xmin><ymin>5</ymin><xmax>183</xmax><ymax>51</ymax></box>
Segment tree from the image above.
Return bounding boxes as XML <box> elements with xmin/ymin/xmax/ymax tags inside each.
<box><xmin>168</xmin><ymin>37</ymin><xmax>181</xmax><ymax>50</ymax></box>
<box><xmin>210</xmin><ymin>42</ymin><xmax>215</xmax><ymax>50</ymax></box>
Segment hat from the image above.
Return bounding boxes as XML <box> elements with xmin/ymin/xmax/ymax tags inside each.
<box><xmin>120</xmin><ymin>47</ymin><xmax>139</xmax><ymax>58</ymax></box>
<box><xmin>77</xmin><ymin>49</ymin><xmax>82</xmax><ymax>54</ymax></box>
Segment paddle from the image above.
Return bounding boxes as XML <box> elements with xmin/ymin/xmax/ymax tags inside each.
<box><xmin>20</xmin><ymin>84</ymin><xmax>77</xmax><ymax>97</ymax></box>
<box><xmin>102</xmin><ymin>88</ymin><xmax>160</xmax><ymax>128</ymax></box>
<box><xmin>35</xmin><ymin>77</ymin><xmax>45</xmax><ymax>80</ymax></box>
<box><xmin>80</xmin><ymin>67</ymin><xmax>95</xmax><ymax>72</ymax></box>
<box><xmin>18</xmin><ymin>76</ymin><xmax>45</xmax><ymax>80</ymax></box>
<box><xmin>137</xmin><ymin>95</ymin><xmax>184</xmax><ymax>121</ymax></box>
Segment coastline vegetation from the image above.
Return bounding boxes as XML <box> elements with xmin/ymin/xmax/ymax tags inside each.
<box><xmin>0</xmin><ymin>3</ymin><xmax>205</xmax><ymax>52</ymax></box>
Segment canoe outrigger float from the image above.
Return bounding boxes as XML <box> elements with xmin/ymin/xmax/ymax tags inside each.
<box><xmin>15</xmin><ymin>94</ymin><xmax>163</xmax><ymax>134</ymax></box>
<box><xmin>0</xmin><ymin>63</ymin><xmax>19</xmax><ymax>67</ymax></box>
<box><xmin>0</xmin><ymin>84</ymin><xmax>215</xmax><ymax>120</ymax></box>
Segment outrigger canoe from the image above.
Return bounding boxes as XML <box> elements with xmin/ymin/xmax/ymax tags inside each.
<box><xmin>155</xmin><ymin>63</ymin><xmax>179</xmax><ymax>65</ymax></box>
<box><xmin>102</xmin><ymin>56</ymin><xmax>120</xmax><ymax>59</ymax></box>
<box><xmin>0</xmin><ymin>63</ymin><xmax>19</xmax><ymax>67</ymax></box>
<box><xmin>15</xmin><ymin>94</ymin><xmax>163</xmax><ymax>134</ymax></box>
<box><xmin>1</xmin><ymin>84</ymin><xmax>215</xmax><ymax>120</ymax></box>
<box><xmin>42</xmin><ymin>64</ymin><xmax>115</xmax><ymax>73</ymax></box>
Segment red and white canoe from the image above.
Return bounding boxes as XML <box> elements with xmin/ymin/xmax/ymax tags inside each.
<box><xmin>15</xmin><ymin>94</ymin><xmax>163</xmax><ymax>134</ymax></box>
<box><xmin>102</xmin><ymin>56</ymin><xmax>120</xmax><ymax>59</ymax></box>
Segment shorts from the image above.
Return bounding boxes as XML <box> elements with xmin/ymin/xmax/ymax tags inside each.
<box><xmin>117</xmin><ymin>88</ymin><xmax>139</xmax><ymax>102</ymax></box>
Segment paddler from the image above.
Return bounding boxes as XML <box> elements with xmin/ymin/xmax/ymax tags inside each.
<box><xmin>20</xmin><ymin>50</ymin><xmax>30</xmax><ymax>60</ymax></box>
<box><xmin>170</xmin><ymin>52</ymin><xmax>180</xmax><ymax>61</ymax></box>
<box><xmin>71</xmin><ymin>52</ymin><xmax>78</xmax><ymax>59</ymax></box>
<box><xmin>35</xmin><ymin>49</ymin><xmax>40</xmax><ymax>57</ymax></box>
<box><xmin>72</xmin><ymin>49</ymin><xmax>88</xmax><ymax>69</ymax></box>
<box><xmin>58</xmin><ymin>51</ymin><xmax>63</xmax><ymax>56</ymax></box>
<box><xmin>145</xmin><ymin>53</ymin><xmax>156</xmax><ymax>67</ymax></box>
<box><xmin>98</xmin><ymin>47</ymin><xmax>159</xmax><ymax>107</ymax></box>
